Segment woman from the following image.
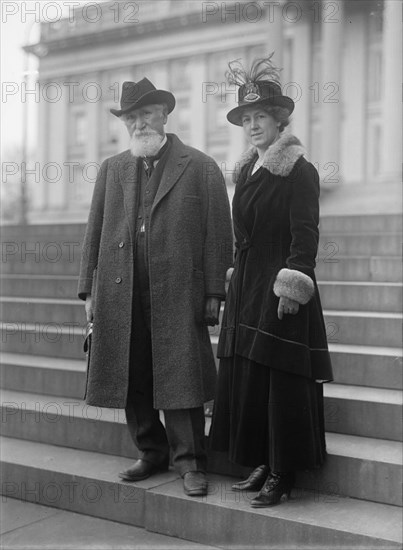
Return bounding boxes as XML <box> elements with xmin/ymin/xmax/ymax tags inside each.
<box><xmin>209</xmin><ymin>56</ymin><xmax>333</xmax><ymax>507</ymax></box>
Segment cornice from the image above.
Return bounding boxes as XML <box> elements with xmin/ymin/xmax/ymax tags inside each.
<box><xmin>35</xmin><ymin>22</ymin><xmax>269</xmax><ymax>80</ymax></box>
<box><xmin>24</xmin><ymin>11</ymin><xmax>221</xmax><ymax>57</ymax></box>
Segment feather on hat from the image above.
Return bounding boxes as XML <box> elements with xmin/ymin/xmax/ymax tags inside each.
<box><xmin>226</xmin><ymin>53</ymin><xmax>294</xmax><ymax>126</ymax></box>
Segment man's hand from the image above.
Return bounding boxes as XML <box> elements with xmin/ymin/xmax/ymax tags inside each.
<box><xmin>85</xmin><ymin>294</ymin><xmax>93</xmax><ymax>322</ymax></box>
<box><xmin>226</xmin><ymin>268</ymin><xmax>234</xmax><ymax>282</ymax></box>
<box><xmin>204</xmin><ymin>297</ymin><xmax>221</xmax><ymax>326</ymax></box>
<box><xmin>277</xmin><ymin>296</ymin><xmax>299</xmax><ymax>320</ymax></box>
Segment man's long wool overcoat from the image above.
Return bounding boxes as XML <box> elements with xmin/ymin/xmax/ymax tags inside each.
<box><xmin>78</xmin><ymin>134</ymin><xmax>233</xmax><ymax>409</ymax></box>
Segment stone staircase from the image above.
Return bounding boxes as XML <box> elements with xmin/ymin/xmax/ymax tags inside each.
<box><xmin>1</xmin><ymin>214</ymin><xmax>402</xmax><ymax>549</ymax></box>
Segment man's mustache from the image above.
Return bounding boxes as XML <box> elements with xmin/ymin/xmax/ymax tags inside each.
<box><xmin>133</xmin><ymin>130</ymin><xmax>159</xmax><ymax>138</ymax></box>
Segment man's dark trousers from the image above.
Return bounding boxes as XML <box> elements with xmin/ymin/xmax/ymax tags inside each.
<box><xmin>125</xmin><ymin>232</ymin><xmax>207</xmax><ymax>476</ymax></box>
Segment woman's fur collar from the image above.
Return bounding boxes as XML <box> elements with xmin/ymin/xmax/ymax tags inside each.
<box><xmin>234</xmin><ymin>133</ymin><xmax>305</xmax><ymax>183</ymax></box>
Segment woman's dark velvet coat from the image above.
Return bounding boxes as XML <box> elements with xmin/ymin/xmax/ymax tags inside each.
<box><xmin>217</xmin><ymin>134</ymin><xmax>333</xmax><ymax>382</ymax></box>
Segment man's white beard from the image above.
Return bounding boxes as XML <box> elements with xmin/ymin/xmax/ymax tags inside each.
<box><xmin>130</xmin><ymin>131</ymin><xmax>164</xmax><ymax>157</ymax></box>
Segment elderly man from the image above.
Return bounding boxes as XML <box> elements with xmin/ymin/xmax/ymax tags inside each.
<box><xmin>78</xmin><ymin>78</ymin><xmax>233</xmax><ymax>496</ymax></box>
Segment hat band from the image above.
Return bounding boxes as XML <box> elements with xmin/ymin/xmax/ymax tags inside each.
<box><xmin>242</xmin><ymin>83</ymin><xmax>261</xmax><ymax>102</ymax></box>
<box><xmin>239</xmin><ymin>81</ymin><xmax>283</xmax><ymax>104</ymax></box>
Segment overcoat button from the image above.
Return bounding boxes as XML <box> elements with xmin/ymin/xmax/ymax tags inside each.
<box><xmin>115</xmin><ymin>277</ymin><xmax>122</xmax><ymax>283</ymax></box>
<box><xmin>118</xmin><ymin>242</ymin><xmax>124</xmax><ymax>248</ymax></box>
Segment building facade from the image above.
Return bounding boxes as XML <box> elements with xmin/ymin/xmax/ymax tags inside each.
<box><xmin>25</xmin><ymin>0</ymin><xmax>401</xmax><ymax>222</ymax></box>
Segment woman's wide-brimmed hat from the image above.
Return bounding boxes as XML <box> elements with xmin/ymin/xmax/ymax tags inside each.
<box><xmin>110</xmin><ymin>78</ymin><xmax>176</xmax><ymax>117</ymax></box>
<box><xmin>225</xmin><ymin>55</ymin><xmax>294</xmax><ymax>126</ymax></box>
<box><xmin>227</xmin><ymin>81</ymin><xmax>294</xmax><ymax>126</ymax></box>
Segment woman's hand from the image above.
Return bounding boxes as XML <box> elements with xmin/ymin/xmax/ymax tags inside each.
<box><xmin>277</xmin><ymin>296</ymin><xmax>299</xmax><ymax>320</ymax></box>
<box><xmin>85</xmin><ymin>294</ymin><xmax>93</xmax><ymax>322</ymax></box>
<box><xmin>204</xmin><ymin>297</ymin><xmax>221</xmax><ymax>326</ymax></box>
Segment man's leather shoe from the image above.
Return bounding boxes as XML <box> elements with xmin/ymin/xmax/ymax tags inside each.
<box><xmin>183</xmin><ymin>471</ymin><xmax>208</xmax><ymax>496</ymax></box>
<box><xmin>232</xmin><ymin>465</ymin><xmax>270</xmax><ymax>492</ymax></box>
<box><xmin>119</xmin><ymin>459</ymin><xmax>168</xmax><ymax>482</ymax></box>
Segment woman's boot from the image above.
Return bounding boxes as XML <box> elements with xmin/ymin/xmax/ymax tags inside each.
<box><xmin>250</xmin><ymin>471</ymin><xmax>295</xmax><ymax>507</ymax></box>
<box><xmin>232</xmin><ymin>465</ymin><xmax>270</xmax><ymax>491</ymax></box>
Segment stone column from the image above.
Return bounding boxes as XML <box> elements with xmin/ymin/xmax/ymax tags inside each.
<box><xmin>265</xmin><ymin>0</ymin><xmax>284</xmax><ymax>68</ymax></box>
<box><xmin>190</xmin><ymin>55</ymin><xmax>207</xmax><ymax>152</ymax></box>
<box><xmin>44</xmin><ymin>77</ymin><xmax>68</xmax><ymax>212</ymax></box>
<box><xmin>153</xmin><ymin>61</ymin><xmax>171</xmax><ymax>134</ymax></box>
<box><xmin>153</xmin><ymin>62</ymin><xmax>169</xmax><ymax>90</ymax></box>
<box><xmin>320</xmin><ymin>0</ymin><xmax>344</xmax><ymax>183</ymax></box>
<box><xmin>290</xmin><ymin>13</ymin><xmax>311</xmax><ymax>149</ymax></box>
<box><xmin>339</xmin><ymin>10</ymin><xmax>366</xmax><ymax>184</ymax></box>
<box><xmin>35</xmin><ymin>76</ymin><xmax>48</xmax><ymax>213</ymax></box>
<box><xmin>83</xmin><ymin>73</ymin><xmax>100</xmax><ymax>208</ymax></box>
<box><xmin>380</xmin><ymin>0</ymin><xmax>402</xmax><ymax>182</ymax></box>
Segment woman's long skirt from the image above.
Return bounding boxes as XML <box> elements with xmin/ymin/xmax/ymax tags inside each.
<box><xmin>209</xmin><ymin>355</ymin><xmax>327</xmax><ymax>472</ymax></box>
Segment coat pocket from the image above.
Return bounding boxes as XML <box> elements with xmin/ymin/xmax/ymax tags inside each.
<box><xmin>192</xmin><ymin>268</ymin><xmax>204</xmax><ymax>279</ymax></box>
<box><xmin>184</xmin><ymin>195</ymin><xmax>201</xmax><ymax>203</ymax></box>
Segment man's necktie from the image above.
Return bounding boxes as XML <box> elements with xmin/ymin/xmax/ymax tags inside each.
<box><xmin>143</xmin><ymin>156</ymin><xmax>156</xmax><ymax>178</ymax></box>
<box><xmin>143</xmin><ymin>140</ymin><xmax>169</xmax><ymax>178</ymax></box>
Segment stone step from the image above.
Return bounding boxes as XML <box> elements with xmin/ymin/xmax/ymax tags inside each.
<box><xmin>0</xmin><ymin>343</ymin><xmax>400</xmax><ymax>410</ymax></box>
<box><xmin>4</xmin><ymin>252</ymin><xmax>400</xmax><ymax>284</ymax></box>
<box><xmin>2</xmin><ymin>310</ymin><xmax>402</xmax><ymax>372</ymax></box>
<box><xmin>0</xmin><ymin>353</ymin><xmax>87</xmax><ymax>398</ymax></box>
<box><xmin>2</xmin><ymin>253</ymin><xmax>401</xmax><ymax>292</ymax></box>
<box><xmin>1</xmin><ymin>300</ymin><xmax>401</xmax><ymax>349</ymax></box>
<box><xmin>1</xmin><ymin>235</ymin><xmax>83</xmax><ymax>268</ymax></box>
<box><xmin>319</xmin><ymin>214</ymin><xmax>402</xmax><ymax>234</ymax></box>
<box><xmin>323</xmin><ymin>383</ymin><xmax>402</xmax><ymax>441</ymax></box>
<box><xmin>147</xmin><ymin>468</ymin><xmax>403</xmax><ymax>549</ymax></box>
<box><xmin>0</xmin><ymin>297</ymin><xmax>85</xmax><ymax>325</ymax></box>
<box><xmin>0</xmin><ymin>498</ymin><xmax>217</xmax><ymax>550</ymax></box>
<box><xmin>212</xmin><ymin>416</ymin><xmax>403</xmax><ymax>508</ymax></box>
<box><xmin>1</xmin><ymin>389</ymin><xmax>402</xmax><ymax>481</ymax></box>
<box><xmin>1</xmin><ymin>390</ymin><xmax>138</xmax><ymax>461</ymax></box>
<box><xmin>1</xmin><ymin>437</ymin><xmax>402</xmax><ymax>548</ymax></box>
<box><xmin>294</xmin><ymin>431</ymin><xmax>402</xmax><ymax>507</ymax></box>
<box><xmin>0</xmin><ymin>322</ymin><xmax>85</xmax><ymax>359</ymax></box>
<box><xmin>315</xmin><ymin>255</ymin><xmax>402</xmax><ymax>282</ymax></box>
<box><xmin>328</xmin><ymin>344</ymin><xmax>403</xmax><ymax>390</ymax></box>
<box><xmin>0</xmin><ymin>275</ymin><xmax>78</xmax><ymax>299</ymax></box>
<box><xmin>318</xmin><ymin>232</ymin><xmax>401</xmax><ymax>257</ymax></box>
<box><xmin>323</xmin><ymin>310</ymin><xmax>402</xmax><ymax>348</ymax></box>
<box><xmin>318</xmin><ymin>281</ymin><xmax>403</xmax><ymax>313</ymax></box>
<box><xmin>2</xmin><ymin>329</ymin><xmax>402</xmax><ymax>394</ymax></box>
<box><xmin>2</xmin><ymin>215</ymin><xmax>401</xmax><ymax>241</ymax></box>
<box><xmin>7</xmin><ymin>376</ymin><xmax>402</xmax><ymax>444</ymax></box>
<box><xmin>2</xmin><ymin>232</ymin><xmax>401</xmax><ymax>277</ymax></box>
<box><xmin>1</xmin><ymin>254</ymin><xmax>81</xmax><ymax>275</ymax></box>
<box><xmin>2</xmin><ymin>275</ymin><xmax>401</xmax><ymax>315</ymax></box>
<box><xmin>0</xmin><ymin>223</ymin><xmax>86</xmax><ymax>241</ymax></box>
<box><xmin>0</xmin><ymin>240</ymin><xmax>120</xmax><ymax>275</ymax></box>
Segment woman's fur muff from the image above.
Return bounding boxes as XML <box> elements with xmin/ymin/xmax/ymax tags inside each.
<box><xmin>273</xmin><ymin>268</ymin><xmax>315</xmax><ymax>305</ymax></box>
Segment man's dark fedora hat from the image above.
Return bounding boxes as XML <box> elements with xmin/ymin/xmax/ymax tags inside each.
<box><xmin>110</xmin><ymin>78</ymin><xmax>176</xmax><ymax>117</ymax></box>
<box><xmin>227</xmin><ymin>81</ymin><xmax>294</xmax><ymax>126</ymax></box>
